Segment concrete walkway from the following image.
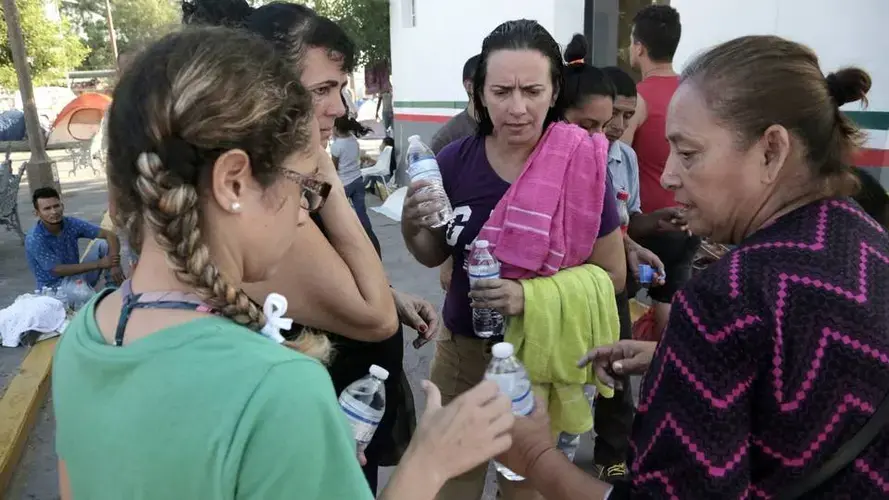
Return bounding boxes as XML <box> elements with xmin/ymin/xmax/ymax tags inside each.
<box><xmin>2</xmin><ymin>156</ymin><xmax>611</xmax><ymax>498</ymax></box>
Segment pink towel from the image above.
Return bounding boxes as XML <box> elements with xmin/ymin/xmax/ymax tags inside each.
<box><xmin>477</xmin><ymin>122</ymin><xmax>608</xmax><ymax>279</ymax></box>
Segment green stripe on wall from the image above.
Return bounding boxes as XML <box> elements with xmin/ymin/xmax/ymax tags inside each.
<box><xmin>394</xmin><ymin>100</ymin><xmax>469</xmax><ymax>109</ymax></box>
<box><xmin>394</xmin><ymin>103</ymin><xmax>889</xmax><ymax>130</ymax></box>
<box><xmin>846</xmin><ymin>111</ymin><xmax>889</xmax><ymax>131</ymax></box>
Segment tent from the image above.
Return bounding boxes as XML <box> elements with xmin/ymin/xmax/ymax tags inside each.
<box><xmin>46</xmin><ymin>93</ymin><xmax>111</xmax><ymax>147</ymax></box>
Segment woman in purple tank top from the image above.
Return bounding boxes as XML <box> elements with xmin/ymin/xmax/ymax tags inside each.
<box><xmin>401</xmin><ymin>19</ymin><xmax>626</xmax><ymax>500</ymax></box>
<box><xmin>498</xmin><ymin>36</ymin><xmax>889</xmax><ymax>499</ymax></box>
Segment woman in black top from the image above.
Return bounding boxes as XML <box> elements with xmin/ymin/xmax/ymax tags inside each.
<box><xmin>183</xmin><ymin>1</ymin><xmax>439</xmax><ymax>492</ymax></box>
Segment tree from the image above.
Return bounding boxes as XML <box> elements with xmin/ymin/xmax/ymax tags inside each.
<box><xmin>61</xmin><ymin>0</ymin><xmax>179</xmax><ymax>70</ymax></box>
<box><xmin>313</xmin><ymin>0</ymin><xmax>390</xmax><ymax>65</ymax></box>
<box><xmin>252</xmin><ymin>0</ymin><xmax>390</xmax><ymax>66</ymax></box>
<box><xmin>0</xmin><ymin>0</ymin><xmax>89</xmax><ymax>89</ymax></box>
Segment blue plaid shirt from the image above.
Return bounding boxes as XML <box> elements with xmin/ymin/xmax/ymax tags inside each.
<box><xmin>25</xmin><ymin>217</ymin><xmax>101</xmax><ymax>288</ymax></box>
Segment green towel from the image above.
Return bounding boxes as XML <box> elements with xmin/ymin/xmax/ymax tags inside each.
<box><xmin>506</xmin><ymin>264</ymin><xmax>619</xmax><ymax>435</ymax></box>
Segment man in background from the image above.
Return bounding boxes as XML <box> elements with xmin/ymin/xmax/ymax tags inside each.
<box><xmin>621</xmin><ymin>5</ymin><xmax>699</xmax><ymax>337</ymax></box>
<box><xmin>430</xmin><ymin>54</ymin><xmax>480</xmax><ymax>154</ymax></box>
<box><xmin>432</xmin><ymin>53</ymin><xmax>481</xmax><ymax>291</ymax></box>
<box><xmin>25</xmin><ymin>187</ymin><xmax>123</xmax><ymax>290</ymax></box>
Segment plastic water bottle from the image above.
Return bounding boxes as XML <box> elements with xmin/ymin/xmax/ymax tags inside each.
<box><xmin>485</xmin><ymin>342</ymin><xmax>534</xmax><ymax>481</ymax></box>
<box><xmin>62</xmin><ymin>280</ymin><xmax>94</xmax><ymax>309</ymax></box>
<box><xmin>468</xmin><ymin>240</ymin><xmax>505</xmax><ymax>338</ymax></box>
<box><xmin>557</xmin><ymin>432</ymin><xmax>581</xmax><ymax>463</ymax></box>
<box><xmin>616</xmin><ymin>191</ymin><xmax>630</xmax><ymax>233</ymax></box>
<box><xmin>405</xmin><ymin>135</ymin><xmax>454</xmax><ymax>227</ymax></box>
<box><xmin>338</xmin><ymin>364</ymin><xmax>389</xmax><ymax>455</ymax></box>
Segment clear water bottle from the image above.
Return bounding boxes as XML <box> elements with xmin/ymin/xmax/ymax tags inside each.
<box><xmin>405</xmin><ymin>135</ymin><xmax>454</xmax><ymax>228</ymax></box>
<box><xmin>485</xmin><ymin>342</ymin><xmax>534</xmax><ymax>481</ymax></box>
<box><xmin>338</xmin><ymin>364</ymin><xmax>389</xmax><ymax>455</ymax></box>
<box><xmin>468</xmin><ymin>240</ymin><xmax>505</xmax><ymax>338</ymax></box>
<box><xmin>557</xmin><ymin>432</ymin><xmax>581</xmax><ymax>463</ymax></box>
<box><xmin>616</xmin><ymin>191</ymin><xmax>630</xmax><ymax>233</ymax></box>
<box><xmin>63</xmin><ymin>279</ymin><xmax>94</xmax><ymax>310</ymax></box>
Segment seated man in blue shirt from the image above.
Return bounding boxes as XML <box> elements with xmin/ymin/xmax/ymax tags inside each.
<box><xmin>25</xmin><ymin>187</ymin><xmax>123</xmax><ymax>290</ymax></box>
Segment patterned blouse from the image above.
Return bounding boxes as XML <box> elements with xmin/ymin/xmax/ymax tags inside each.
<box><xmin>629</xmin><ymin>198</ymin><xmax>889</xmax><ymax>498</ymax></box>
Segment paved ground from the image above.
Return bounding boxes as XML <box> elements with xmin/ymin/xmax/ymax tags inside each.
<box><xmin>2</xmin><ymin>151</ymin><xmax>613</xmax><ymax>499</ymax></box>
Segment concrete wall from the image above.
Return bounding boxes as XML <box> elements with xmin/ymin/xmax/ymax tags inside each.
<box><xmin>671</xmin><ymin>0</ymin><xmax>889</xmax><ymax>181</ymax></box>
<box><xmin>390</xmin><ymin>0</ymin><xmax>889</xmax><ymax>183</ymax></box>
<box><xmin>389</xmin><ymin>0</ymin><xmax>584</xmax><ymax>181</ymax></box>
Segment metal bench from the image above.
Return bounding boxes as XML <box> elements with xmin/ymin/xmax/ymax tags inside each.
<box><xmin>0</xmin><ymin>145</ymin><xmax>26</xmax><ymax>244</ymax></box>
<box><xmin>61</xmin><ymin>140</ymin><xmax>101</xmax><ymax>177</ymax></box>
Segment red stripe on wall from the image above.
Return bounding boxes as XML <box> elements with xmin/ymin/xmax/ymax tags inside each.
<box><xmin>857</xmin><ymin>148</ymin><xmax>889</xmax><ymax>167</ymax></box>
<box><xmin>394</xmin><ymin>113</ymin><xmax>451</xmax><ymax>124</ymax></box>
<box><xmin>392</xmin><ymin>117</ymin><xmax>889</xmax><ymax>167</ymax></box>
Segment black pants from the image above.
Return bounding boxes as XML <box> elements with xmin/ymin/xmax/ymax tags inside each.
<box><xmin>593</xmin><ymin>289</ymin><xmax>636</xmax><ymax>465</ymax></box>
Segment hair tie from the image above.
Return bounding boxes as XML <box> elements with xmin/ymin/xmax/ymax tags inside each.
<box><xmin>260</xmin><ymin>293</ymin><xmax>292</xmax><ymax>343</ymax></box>
<box><xmin>567</xmin><ymin>59</ymin><xmax>585</xmax><ymax>66</ymax></box>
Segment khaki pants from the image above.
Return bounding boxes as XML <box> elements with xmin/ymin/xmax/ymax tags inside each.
<box><xmin>430</xmin><ymin>328</ymin><xmax>544</xmax><ymax>500</ymax></box>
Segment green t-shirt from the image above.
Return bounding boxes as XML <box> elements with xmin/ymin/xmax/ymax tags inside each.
<box><xmin>53</xmin><ymin>292</ymin><xmax>374</xmax><ymax>500</ymax></box>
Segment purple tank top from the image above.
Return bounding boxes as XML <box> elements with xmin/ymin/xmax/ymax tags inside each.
<box><xmin>437</xmin><ymin>134</ymin><xmax>620</xmax><ymax>337</ymax></box>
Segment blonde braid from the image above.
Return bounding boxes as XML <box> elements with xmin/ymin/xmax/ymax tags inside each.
<box><xmin>135</xmin><ymin>152</ymin><xmax>266</xmax><ymax>330</ymax></box>
<box><xmin>134</xmin><ymin>152</ymin><xmax>332</xmax><ymax>362</ymax></box>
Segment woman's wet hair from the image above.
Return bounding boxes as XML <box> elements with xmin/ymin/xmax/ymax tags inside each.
<box><xmin>682</xmin><ymin>35</ymin><xmax>871</xmax><ymax>196</ymax></box>
<box><xmin>181</xmin><ymin>0</ymin><xmax>356</xmax><ymax>73</ymax></box>
<box><xmin>562</xmin><ymin>34</ymin><xmax>616</xmax><ymax>110</ymax></box>
<box><xmin>334</xmin><ymin>116</ymin><xmax>371</xmax><ymax>137</ymax></box>
<box><xmin>107</xmin><ymin>26</ymin><xmax>329</xmax><ymax>360</ymax></box>
<box><xmin>473</xmin><ymin>19</ymin><xmax>566</xmax><ymax>136</ymax></box>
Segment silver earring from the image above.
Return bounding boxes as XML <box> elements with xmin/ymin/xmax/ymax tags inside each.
<box><xmin>231</xmin><ymin>202</ymin><xmax>241</xmax><ymax>212</ymax></box>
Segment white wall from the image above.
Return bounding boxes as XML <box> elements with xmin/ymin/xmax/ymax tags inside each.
<box><xmin>671</xmin><ymin>0</ymin><xmax>889</xmax><ymax>111</ymax></box>
<box><xmin>553</xmin><ymin>0</ymin><xmax>586</xmax><ymax>53</ymax></box>
<box><xmin>389</xmin><ymin>0</ymin><xmax>584</xmax><ymax>104</ymax></box>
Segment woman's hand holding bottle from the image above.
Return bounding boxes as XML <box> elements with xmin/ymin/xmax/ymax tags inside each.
<box><xmin>402</xmin><ymin>381</ymin><xmax>515</xmax><ymax>487</ymax></box>
<box><xmin>402</xmin><ymin>181</ymin><xmax>447</xmax><ymax>233</ymax></box>
<box><xmin>468</xmin><ymin>279</ymin><xmax>525</xmax><ymax>316</ymax></box>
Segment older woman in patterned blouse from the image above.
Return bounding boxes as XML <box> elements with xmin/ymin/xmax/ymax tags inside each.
<box><xmin>499</xmin><ymin>35</ymin><xmax>889</xmax><ymax>499</ymax></box>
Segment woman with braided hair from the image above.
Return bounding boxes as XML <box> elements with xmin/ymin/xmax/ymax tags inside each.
<box><xmin>52</xmin><ymin>27</ymin><xmax>515</xmax><ymax>500</ymax></box>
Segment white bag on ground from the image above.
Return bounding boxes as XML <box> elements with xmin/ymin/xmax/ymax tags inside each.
<box><xmin>0</xmin><ymin>295</ymin><xmax>67</xmax><ymax>347</ymax></box>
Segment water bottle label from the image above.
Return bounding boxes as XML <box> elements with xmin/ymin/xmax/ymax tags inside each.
<box><xmin>468</xmin><ymin>270</ymin><xmax>500</xmax><ymax>287</ymax></box>
<box><xmin>408</xmin><ymin>158</ymin><xmax>442</xmax><ymax>182</ymax></box>
<box><xmin>338</xmin><ymin>392</ymin><xmax>383</xmax><ymax>445</ymax></box>
<box><xmin>486</xmin><ymin>374</ymin><xmax>534</xmax><ymax>416</ymax></box>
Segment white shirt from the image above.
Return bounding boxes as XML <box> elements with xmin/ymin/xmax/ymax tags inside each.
<box><xmin>329</xmin><ymin>134</ymin><xmax>362</xmax><ymax>186</ymax></box>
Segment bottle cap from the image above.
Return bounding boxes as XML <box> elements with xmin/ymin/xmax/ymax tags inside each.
<box><xmin>408</xmin><ymin>135</ymin><xmax>420</xmax><ymax>143</ymax></box>
<box><xmin>369</xmin><ymin>364</ymin><xmax>390</xmax><ymax>381</ymax></box>
<box><xmin>491</xmin><ymin>342</ymin><xmax>514</xmax><ymax>359</ymax></box>
<box><xmin>475</xmin><ymin>239</ymin><xmax>490</xmax><ymax>249</ymax></box>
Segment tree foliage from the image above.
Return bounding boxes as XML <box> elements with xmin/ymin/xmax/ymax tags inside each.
<box><xmin>313</xmin><ymin>0</ymin><xmax>390</xmax><ymax>65</ymax></box>
<box><xmin>60</xmin><ymin>0</ymin><xmax>179</xmax><ymax>70</ymax></box>
<box><xmin>253</xmin><ymin>0</ymin><xmax>390</xmax><ymax>65</ymax></box>
<box><xmin>0</xmin><ymin>0</ymin><xmax>89</xmax><ymax>89</ymax></box>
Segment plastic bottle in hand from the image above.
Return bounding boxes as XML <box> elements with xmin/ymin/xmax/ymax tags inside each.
<box><xmin>616</xmin><ymin>191</ymin><xmax>630</xmax><ymax>233</ymax></box>
<box><xmin>405</xmin><ymin>135</ymin><xmax>454</xmax><ymax>228</ymax></box>
<box><xmin>485</xmin><ymin>342</ymin><xmax>534</xmax><ymax>481</ymax></box>
<box><xmin>338</xmin><ymin>364</ymin><xmax>389</xmax><ymax>456</ymax></box>
<box><xmin>557</xmin><ymin>432</ymin><xmax>581</xmax><ymax>463</ymax></box>
<box><xmin>468</xmin><ymin>240</ymin><xmax>505</xmax><ymax>338</ymax></box>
